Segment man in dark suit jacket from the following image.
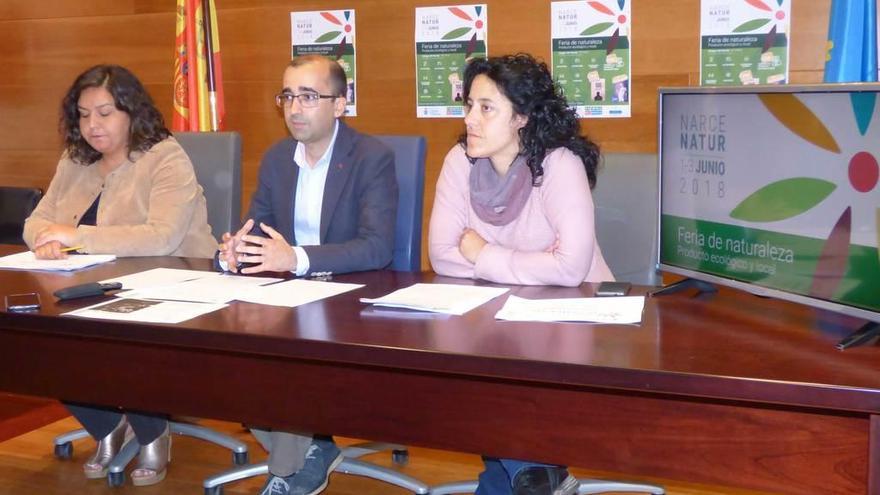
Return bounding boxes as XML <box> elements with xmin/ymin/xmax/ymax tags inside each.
<box><xmin>221</xmin><ymin>65</ymin><xmax>396</xmax><ymax>278</ymax></box>
<box><xmin>237</xmin><ymin>118</ymin><xmax>397</xmax><ymax>276</ymax></box>
<box><xmin>218</xmin><ymin>55</ymin><xmax>397</xmax><ymax>495</ymax></box>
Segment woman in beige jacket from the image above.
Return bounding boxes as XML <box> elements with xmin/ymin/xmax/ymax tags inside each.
<box><xmin>23</xmin><ymin>64</ymin><xmax>217</xmax><ymax>486</ymax></box>
<box><xmin>24</xmin><ymin>69</ymin><xmax>216</xmax><ymax>260</ymax></box>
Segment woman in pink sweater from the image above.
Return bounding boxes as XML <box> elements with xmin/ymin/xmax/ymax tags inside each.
<box><xmin>429</xmin><ymin>54</ymin><xmax>612</xmax><ymax>289</ymax></box>
<box><xmin>428</xmin><ymin>54</ymin><xmax>612</xmax><ymax>494</ymax></box>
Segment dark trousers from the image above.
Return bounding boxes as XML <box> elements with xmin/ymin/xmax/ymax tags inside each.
<box><xmin>65</xmin><ymin>402</ymin><xmax>168</xmax><ymax>445</ymax></box>
<box><xmin>476</xmin><ymin>457</ymin><xmax>565</xmax><ymax>495</ymax></box>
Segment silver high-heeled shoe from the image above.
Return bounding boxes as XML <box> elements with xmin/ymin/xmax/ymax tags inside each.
<box><xmin>130</xmin><ymin>424</ymin><xmax>171</xmax><ymax>486</ymax></box>
<box><xmin>83</xmin><ymin>417</ymin><xmax>132</xmax><ymax>479</ymax></box>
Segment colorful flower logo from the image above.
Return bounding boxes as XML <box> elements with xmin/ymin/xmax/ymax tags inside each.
<box><xmin>581</xmin><ymin>0</ymin><xmax>627</xmax><ymax>55</ymax></box>
<box><xmin>441</xmin><ymin>6</ymin><xmax>485</xmax><ymax>58</ymax></box>
<box><xmin>733</xmin><ymin>0</ymin><xmax>787</xmax><ymax>53</ymax></box>
<box><xmin>730</xmin><ymin>93</ymin><xmax>880</xmax><ymax>298</ymax></box>
<box><xmin>314</xmin><ymin>11</ymin><xmax>353</xmax><ymax>60</ymax></box>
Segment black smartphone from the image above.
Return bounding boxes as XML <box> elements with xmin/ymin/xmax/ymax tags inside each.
<box><xmin>596</xmin><ymin>281</ymin><xmax>632</xmax><ymax>297</ymax></box>
<box><xmin>5</xmin><ymin>292</ymin><xmax>41</xmax><ymax>312</ymax></box>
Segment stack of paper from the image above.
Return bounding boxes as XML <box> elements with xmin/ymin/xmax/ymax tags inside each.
<box><xmin>0</xmin><ymin>251</ymin><xmax>116</xmax><ymax>271</ymax></box>
<box><xmin>116</xmin><ymin>273</ymin><xmax>282</xmax><ymax>304</ymax></box>
<box><xmin>236</xmin><ymin>279</ymin><xmax>363</xmax><ymax>308</ymax></box>
<box><xmin>65</xmin><ymin>266</ymin><xmax>367</xmax><ymax>323</ymax></box>
<box><xmin>360</xmin><ymin>283</ymin><xmax>509</xmax><ymax>315</ymax></box>
<box><xmin>102</xmin><ymin>267</ymin><xmax>220</xmax><ymax>290</ymax></box>
<box><xmin>64</xmin><ymin>298</ymin><xmax>226</xmax><ymax>324</ymax></box>
<box><xmin>495</xmin><ymin>295</ymin><xmax>646</xmax><ymax>324</ymax></box>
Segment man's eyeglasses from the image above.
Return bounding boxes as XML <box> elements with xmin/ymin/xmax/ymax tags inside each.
<box><xmin>274</xmin><ymin>92</ymin><xmax>337</xmax><ymax>108</ymax></box>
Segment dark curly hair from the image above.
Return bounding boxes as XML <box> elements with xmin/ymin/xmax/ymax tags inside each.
<box><xmin>60</xmin><ymin>65</ymin><xmax>170</xmax><ymax>165</ymax></box>
<box><xmin>458</xmin><ymin>53</ymin><xmax>600</xmax><ymax>188</ymax></box>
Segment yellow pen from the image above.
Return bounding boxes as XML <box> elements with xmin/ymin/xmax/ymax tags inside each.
<box><xmin>60</xmin><ymin>246</ymin><xmax>84</xmax><ymax>253</ymax></box>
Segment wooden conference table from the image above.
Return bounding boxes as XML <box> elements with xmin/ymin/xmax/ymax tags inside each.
<box><xmin>0</xmin><ymin>248</ymin><xmax>878</xmax><ymax>494</ymax></box>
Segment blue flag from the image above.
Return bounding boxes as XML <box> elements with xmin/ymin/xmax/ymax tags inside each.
<box><xmin>824</xmin><ymin>0</ymin><xmax>879</xmax><ymax>82</ymax></box>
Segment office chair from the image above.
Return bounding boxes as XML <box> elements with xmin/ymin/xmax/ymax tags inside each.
<box><xmin>0</xmin><ymin>186</ymin><xmax>43</xmax><ymax>245</ymax></box>
<box><xmin>53</xmin><ymin>132</ymin><xmax>249</xmax><ymax>487</ymax></box>
<box><xmin>592</xmin><ymin>153</ymin><xmax>661</xmax><ymax>286</ymax></box>
<box><xmin>202</xmin><ymin>135</ymin><xmax>429</xmax><ymax>495</ymax></box>
<box><xmin>177</xmin><ymin>131</ymin><xmax>243</xmax><ymax>240</ymax></box>
<box><xmin>430</xmin><ymin>153</ymin><xmax>664</xmax><ymax>494</ymax></box>
<box><xmin>380</xmin><ymin>134</ymin><xmax>426</xmax><ymax>272</ymax></box>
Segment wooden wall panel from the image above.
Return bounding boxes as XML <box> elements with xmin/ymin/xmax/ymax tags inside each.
<box><xmin>0</xmin><ymin>1</ymin><xmax>136</xmax><ymax>20</ymax></box>
<box><xmin>0</xmin><ymin>14</ymin><xmax>174</xmax><ymax>88</ymax></box>
<box><xmin>0</xmin><ymin>86</ymin><xmax>64</xmax><ymax>151</ymax></box>
<box><xmin>0</xmin><ymin>151</ymin><xmax>63</xmax><ymax>189</ymax></box>
<box><xmin>0</xmin><ymin>0</ymin><xmax>835</xmax><ymax>267</ymax></box>
<box><xmin>789</xmin><ymin>0</ymin><xmax>834</xmax><ymax>74</ymax></box>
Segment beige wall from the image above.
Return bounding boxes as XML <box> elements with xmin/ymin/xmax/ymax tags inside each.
<box><xmin>0</xmin><ymin>0</ymin><xmax>832</xmax><ymax>267</ymax></box>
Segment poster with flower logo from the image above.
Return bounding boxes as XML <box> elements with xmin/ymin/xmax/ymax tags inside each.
<box><xmin>550</xmin><ymin>0</ymin><xmax>631</xmax><ymax>118</ymax></box>
<box><xmin>660</xmin><ymin>89</ymin><xmax>880</xmax><ymax>315</ymax></box>
<box><xmin>701</xmin><ymin>0</ymin><xmax>790</xmax><ymax>86</ymax></box>
<box><xmin>414</xmin><ymin>5</ymin><xmax>487</xmax><ymax>118</ymax></box>
<box><xmin>291</xmin><ymin>10</ymin><xmax>357</xmax><ymax>116</ymax></box>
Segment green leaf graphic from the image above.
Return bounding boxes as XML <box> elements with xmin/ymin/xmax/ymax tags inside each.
<box><xmin>876</xmin><ymin>207</ymin><xmax>880</xmax><ymax>265</ymax></box>
<box><xmin>442</xmin><ymin>27</ymin><xmax>472</xmax><ymax>40</ymax></box>
<box><xmin>315</xmin><ymin>31</ymin><xmax>342</xmax><ymax>43</ymax></box>
<box><xmin>730</xmin><ymin>178</ymin><xmax>836</xmax><ymax>222</ymax></box>
<box><xmin>580</xmin><ymin>22</ymin><xmax>614</xmax><ymax>36</ymax></box>
<box><xmin>732</xmin><ymin>18</ymin><xmax>771</xmax><ymax>33</ymax></box>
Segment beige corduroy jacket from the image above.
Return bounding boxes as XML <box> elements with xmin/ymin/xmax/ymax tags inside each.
<box><xmin>23</xmin><ymin>137</ymin><xmax>217</xmax><ymax>258</ymax></box>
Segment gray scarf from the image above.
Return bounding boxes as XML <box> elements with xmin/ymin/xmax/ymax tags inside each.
<box><xmin>469</xmin><ymin>155</ymin><xmax>532</xmax><ymax>226</ymax></box>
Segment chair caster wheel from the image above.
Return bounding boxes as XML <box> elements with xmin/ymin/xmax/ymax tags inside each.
<box><xmin>54</xmin><ymin>442</ymin><xmax>73</xmax><ymax>459</ymax></box>
<box><xmin>108</xmin><ymin>471</ymin><xmax>125</xmax><ymax>487</ymax></box>
<box><xmin>233</xmin><ymin>451</ymin><xmax>249</xmax><ymax>465</ymax></box>
<box><xmin>392</xmin><ymin>449</ymin><xmax>409</xmax><ymax>466</ymax></box>
<box><xmin>205</xmin><ymin>487</ymin><xmax>223</xmax><ymax>495</ymax></box>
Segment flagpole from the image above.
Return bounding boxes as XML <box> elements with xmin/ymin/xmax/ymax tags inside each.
<box><xmin>202</xmin><ymin>0</ymin><xmax>219</xmax><ymax>131</ymax></box>
<box><xmin>185</xmin><ymin>0</ymin><xmax>200</xmax><ymax>131</ymax></box>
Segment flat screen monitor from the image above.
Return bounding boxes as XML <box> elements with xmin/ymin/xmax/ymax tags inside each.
<box><xmin>658</xmin><ymin>85</ymin><xmax>880</xmax><ymax>323</ymax></box>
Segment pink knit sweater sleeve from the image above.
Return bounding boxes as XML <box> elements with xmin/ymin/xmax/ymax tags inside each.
<box><xmin>473</xmin><ymin>148</ymin><xmax>605</xmax><ymax>287</ymax></box>
<box><xmin>428</xmin><ymin>146</ymin><xmax>476</xmax><ymax>278</ymax></box>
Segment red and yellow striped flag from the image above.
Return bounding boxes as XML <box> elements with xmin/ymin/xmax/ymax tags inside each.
<box><xmin>173</xmin><ymin>0</ymin><xmax>225</xmax><ymax>131</ymax></box>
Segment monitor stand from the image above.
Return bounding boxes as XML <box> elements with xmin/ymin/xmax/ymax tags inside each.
<box><xmin>649</xmin><ymin>278</ymin><xmax>717</xmax><ymax>297</ymax></box>
<box><xmin>836</xmin><ymin>322</ymin><xmax>880</xmax><ymax>350</ymax></box>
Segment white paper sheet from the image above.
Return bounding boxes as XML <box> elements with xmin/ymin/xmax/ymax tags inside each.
<box><xmin>495</xmin><ymin>295</ymin><xmax>645</xmax><ymax>324</ymax></box>
<box><xmin>117</xmin><ymin>274</ymin><xmax>282</xmax><ymax>304</ymax></box>
<box><xmin>360</xmin><ymin>283</ymin><xmax>509</xmax><ymax>315</ymax></box>
<box><xmin>64</xmin><ymin>298</ymin><xmax>226</xmax><ymax>324</ymax></box>
<box><xmin>235</xmin><ymin>279</ymin><xmax>364</xmax><ymax>308</ymax></box>
<box><xmin>102</xmin><ymin>267</ymin><xmax>220</xmax><ymax>290</ymax></box>
<box><xmin>0</xmin><ymin>251</ymin><xmax>116</xmax><ymax>271</ymax></box>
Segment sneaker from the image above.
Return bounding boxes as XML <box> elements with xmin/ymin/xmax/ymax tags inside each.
<box><xmin>553</xmin><ymin>474</ymin><xmax>579</xmax><ymax>495</ymax></box>
<box><xmin>512</xmin><ymin>466</ymin><xmax>578</xmax><ymax>495</ymax></box>
<box><xmin>259</xmin><ymin>473</ymin><xmax>295</xmax><ymax>495</ymax></box>
<box><xmin>288</xmin><ymin>439</ymin><xmax>343</xmax><ymax>495</ymax></box>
